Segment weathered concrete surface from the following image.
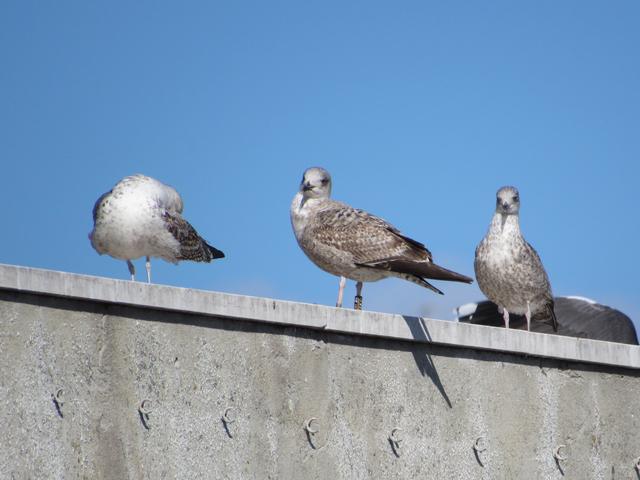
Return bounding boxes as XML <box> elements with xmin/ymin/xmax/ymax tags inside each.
<box><xmin>0</xmin><ymin>265</ymin><xmax>639</xmax><ymax>480</ymax></box>
<box><xmin>1</xmin><ymin>264</ymin><xmax>638</xmax><ymax>369</ymax></box>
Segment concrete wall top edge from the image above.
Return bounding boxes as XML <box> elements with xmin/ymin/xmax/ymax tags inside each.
<box><xmin>0</xmin><ymin>263</ymin><xmax>638</xmax><ymax>370</ymax></box>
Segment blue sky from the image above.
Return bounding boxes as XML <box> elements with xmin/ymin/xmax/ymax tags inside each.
<box><xmin>1</xmin><ymin>1</ymin><xmax>638</xmax><ymax>328</ymax></box>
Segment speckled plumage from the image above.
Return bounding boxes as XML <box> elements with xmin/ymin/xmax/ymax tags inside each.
<box><xmin>89</xmin><ymin>174</ymin><xmax>224</xmax><ymax>281</ymax></box>
<box><xmin>474</xmin><ymin>186</ymin><xmax>557</xmax><ymax>331</ymax></box>
<box><xmin>291</xmin><ymin>167</ymin><xmax>473</xmax><ymax>309</ymax></box>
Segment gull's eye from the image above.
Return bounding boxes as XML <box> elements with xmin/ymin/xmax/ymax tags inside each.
<box><xmin>512</xmin><ymin>195</ymin><xmax>519</xmax><ymax>202</ymax></box>
<box><xmin>496</xmin><ymin>197</ymin><xmax>501</xmax><ymax>204</ymax></box>
<box><xmin>321</xmin><ymin>178</ymin><xmax>329</xmax><ymax>186</ymax></box>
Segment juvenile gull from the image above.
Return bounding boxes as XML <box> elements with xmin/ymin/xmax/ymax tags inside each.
<box><xmin>89</xmin><ymin>174</ymin><xmax>224</xmax><ymax>282</ymax></box>
<box><xmin>474</xmin><ymin>186</ymin><xmax>557</xmax><ymax>331</ymax></box>
<box><xmin>290</xmin><ymin>167</ymin><xmax>473</xmax><ymax>310</ymax></box>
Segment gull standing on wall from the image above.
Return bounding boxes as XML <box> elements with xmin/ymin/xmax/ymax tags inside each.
<box><xmin>90</xmin><ymin>174</ymin><xmax>224</xmax><ymax>282</ymax></box>
<box><xmin>290</xmin><ymin>167</ymin><xmax>473</xmax><ymax>310</ymax></box>
<box><xmin>474</xmin><ymin>186</ymin><xmax>557</xmax><ymax>331</ymax></box>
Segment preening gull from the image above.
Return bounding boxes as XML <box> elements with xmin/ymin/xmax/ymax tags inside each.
<box><xmin>89</xmin><ymin>174</ymin><xmax>224</xmax><ymax>282</ymax></box>
<box><xmin>290</xmin><ymin>167</ymin><xmax>473</xmax><ymax>310</ymax></box>
<box><xmin>474</xmin><ymin>186</ymin><xmax>557</xmax><ymax>331</ymax></box>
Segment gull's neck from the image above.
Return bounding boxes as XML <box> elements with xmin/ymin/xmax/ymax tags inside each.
<box><xmin>291</xmin><ymin>192</ymin><xmax>329</xmax><ymax>238</ymax></box>
<box><xmin>489</xmin><ymin>212</ymin><xmax>521</xmax><ymax>236</ymax></box>
<box><xmin>292</xmin><ymin>192</ymin><xmax>329</xmax><ymax>213</ymax></box>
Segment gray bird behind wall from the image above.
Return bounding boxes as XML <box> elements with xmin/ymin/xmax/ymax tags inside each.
<box><xmin>290</xmin><ymin>167</ymin><xmax>473</xmax><ymax>310</ymax></box>
<box><xmin>89</xmin><ymin>174</ymin><xmax>224</xmax><ymax>282</ymax></box>
<box><xmin>474</xmin><ymin>186</ymin><xmax>557</xmax><ymax>331</ymax></box>
<box><xmin>456</xmin><ymin>297</ymin><xmax>637</xmax><ymax>345</ymax></box>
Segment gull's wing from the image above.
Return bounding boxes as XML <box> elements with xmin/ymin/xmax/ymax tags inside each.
<box><xmin>162</xmin><ymin>211</ymin><xmax>224</xmax><ymax>262</ymax></box>
<box><xmin>308</xmin><ymin>202</ymin><xmax>473</xmax><ymax>284</ymax></box>
<box><xmin>308</xmin><ymin>202</ymin><xmax>431</xmax><ymax>265</ymax></box>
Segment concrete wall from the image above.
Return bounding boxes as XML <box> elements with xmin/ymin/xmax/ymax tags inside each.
<box><xmin>0</xmin><ymin>264</ymin><xmax>639</xmax><ymax>480</ymax></box>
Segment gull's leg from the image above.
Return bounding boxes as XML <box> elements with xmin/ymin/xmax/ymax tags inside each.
<box><xmin>145</xmin><ymin>256</ymin><xmax>152</xmax><ymax>284</ymax></box>
<box><xmin>354</xmin><ymin>281</ymin><xmax>363</xmax><ymax>310</ymax></box>
<box><xmin>525</xmin><ymin>301</ymin><xmax>531</xmax><ymax>331</ymax></box>
<box><xmin>336</xmin><ymin>276</ymin><xmax>346</xmax><ymax>307</ymax></box>
<box><xmin>127</xmin><ymin>260</ymin><xmax>136</xmax><ymax>281</ymax></box>
<box><xmin>502</xmin><ymin>307</ymin><xmax>510</xmax><ymax>329</ymax></box>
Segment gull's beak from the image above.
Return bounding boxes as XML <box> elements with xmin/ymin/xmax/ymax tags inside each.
<box><xmin>302</xmin><ymin>182</ymin><xmax>313</xmax><ymax>192</ymax></box>
<box><xmin>501</xmin><ymin>201</ymin><xmax>510</xmax><ymax>210</ymax></box>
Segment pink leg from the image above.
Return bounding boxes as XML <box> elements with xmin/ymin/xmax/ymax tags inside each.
<box><xmin>145</xmin><ymin>256</ymin><xmax>152</xmax><ymax>284</ymax></box>
<box><xmin>525</xmin><ymin>301</ymin><xmax>531</xmax><ymax>331</ymax></box>
<box><xmin>502</xmin><ymin>307</ymin><xmax>510</xmax><ymax>329</ymax></box>
<box><xmin>354</xmin><ymin>281</ymin><xmax>363</xmax><ymax>310</ymax></box>
<box><xmin>336</xmin><ymin>276</ymin><xmax>346</xmax><ymax>307</ymax></box>
<box><xmin>127</xmin><ymin>260</ymin><xmax>136</xmax><ymax>281</ymax></box>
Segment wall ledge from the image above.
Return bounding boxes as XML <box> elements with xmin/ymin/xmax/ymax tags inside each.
<box><xmin>0</xmin><ymin>263</ymin><xmax>637</xmax><ymax>369</ymax></box>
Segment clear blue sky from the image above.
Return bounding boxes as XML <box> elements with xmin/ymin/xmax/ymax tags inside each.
<box><xmin>1</xmin><ymin>1</ymin><xmax>638</xmax><ymax>328</ymax></box>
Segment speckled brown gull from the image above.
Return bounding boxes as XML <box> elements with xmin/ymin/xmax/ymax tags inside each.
<box><xmin>290</xmin><ymin>167</ymin><xmax>473</xmax><ymax>310</ymax></box>
<box><xmin>474</xmin><ymin>186</ymin><xmax>557</xmax><ymax>331</ymax></box>
<box><xmin>89</xmin><ymin>174</ymin><xmax>224</xmax><ymax>282</ymax></box>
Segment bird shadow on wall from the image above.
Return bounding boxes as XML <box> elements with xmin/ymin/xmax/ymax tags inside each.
<box><xmin>402</xmin><ymin>315</ymin><xmax>452</xmax><ymax>409</ymax></box>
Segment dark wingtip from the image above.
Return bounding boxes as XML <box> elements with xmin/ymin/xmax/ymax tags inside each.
<box><xmin>421</xmin><ymin>278</ymin><xmax>444</xmax><ymax>295</ymax></box>
<box><xmin>416</xmin><ymin>261</ymin><xmax>474</xmax><ymax>284</ymax></box>
<box><xmin>207</xmin><ymin>244</ymin><xmax>225</xmax><ymax>260</ymax></box>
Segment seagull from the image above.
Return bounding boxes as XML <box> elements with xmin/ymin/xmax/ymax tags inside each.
<box><xmin>290</xmin><ymin>167</ymin><xmax>473</xmax><ymax>310</ymax></box>
<box><xmin>89</xmin><ymin>174</ymin><xmax>224</xmax><ymax>282</ymax></box>
<box><xmin>474</xmin><ymin>186</ymin><xmax>557</xmax><ymax>331</ymax></box>
<box><xmin>456</xmin><ymin>297</ymin><xmax>637</xmax><ymax>344</ymax></box>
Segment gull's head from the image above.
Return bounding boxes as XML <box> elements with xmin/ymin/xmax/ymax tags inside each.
<box><xmin>299</xmin><ymin>167</ymin><xmax>332</xmax><ymax>199</ymax></box>
<box><xmin>495</xmin><ymin>186</ymin><xmax>520</xmax><ymax>215</ymax></box>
